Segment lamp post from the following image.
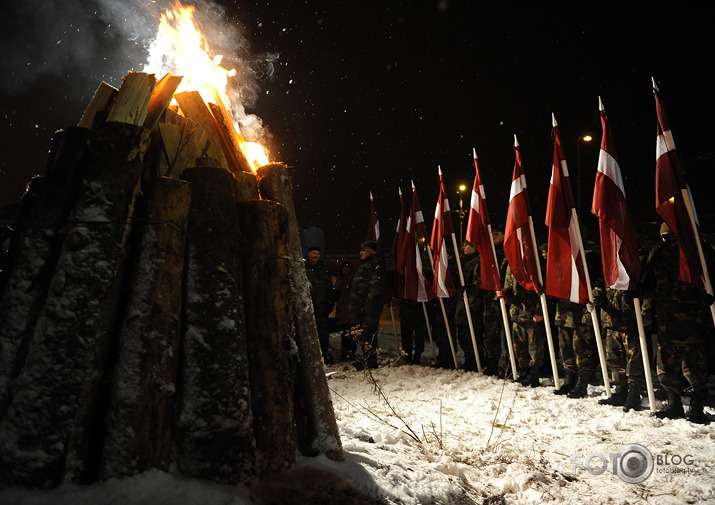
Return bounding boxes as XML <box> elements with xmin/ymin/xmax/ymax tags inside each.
<box><xmin>456</xmin><ymin>184</ymin><xmax>467</xmax><ymax>247</ymax></box>
<box><xmin>576</xmin><ymin>135</ymin><xmax>592</xmax><ymax>220</ymax></box>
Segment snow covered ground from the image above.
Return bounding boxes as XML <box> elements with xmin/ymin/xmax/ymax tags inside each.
<box><xmin>2</xmin><ymin>328</ymin><xmax>714</xmax><ymax>505</ymax></box>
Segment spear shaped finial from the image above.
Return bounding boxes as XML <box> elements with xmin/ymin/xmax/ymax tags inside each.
<box><xmin>438</xmin><ymin>165</ymin><xmax>443</xmax><ymax>176</ymax></box>
<box><xmin>370</xmin><ymin>191</ymin><xmax>374</xmax><ymax>200</ymax></box>
<box><xmin>651</xmin><ymin>76</ymin><xmax>659</xmax><ymax>93</ymax></box>
<box><xmin>411</xmin><ymin>179</ymin><xmax>416</xmax><ymax>190</ymax></box>
<box><xmin>598</xmin><ymin>96</ymin><xmax>604</xmax><ymax>112</ymax></box>
<box><xmin>398</xmin><ymin>187</ymin><xmax>402</xmax><ymax>196</ymax></box>
<box><xmin>552</xmin><ymin>113</ymin><xmax>558</xmax><ymax>127</ymax></box>
<box><xmin>513</xmin><ymin>134</ymin><xmax>519</xmax><ymax>148</ymax></box>
<box><xmin>472</xmin><ymin>147</ymin><xmax>478</xmax><ymax>160</ymax></box>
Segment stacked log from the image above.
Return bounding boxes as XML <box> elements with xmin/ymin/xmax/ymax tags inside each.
<box><xmin>0</xmin><ymin>71</ymin><xmax>342</xmax><ymax>488</ymax></box>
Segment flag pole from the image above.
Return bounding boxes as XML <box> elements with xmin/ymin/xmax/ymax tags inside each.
<box><xmin>632</xmin><ymin>297</ymin><xmax>656</xmax><ymax>412</ymax></box>
<box><xmin>489</xmin><ymin>229</ymin><xmax>518</xmax><ymax>381</ymax></box>
<box><xmin>515</xmin><ymin>134</ymin><xmax>560</xmax><ymax>389</ymax></box>
<box><xmin>450</xmin><ymin>232</ymin><xmax>483</xmax><ymax>373</ymax></box>
<box><xmin>569</xmin><ymin>205</ymin><xmax>611</xmax><ymax>398</ymax></box>
<box><xmin>388</xmin><ymin>301</ymin><xmax>402</xmax><ymax>359</ymax></box>
<box><xmin>425</xmin><ymin>245</ymin><xmax>459</xmax><ymax>369</ymax></box>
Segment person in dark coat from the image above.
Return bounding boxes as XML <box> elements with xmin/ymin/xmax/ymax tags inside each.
<box><xmin>334</xmin><ymin>261</ymin><xmax>357</xmax><ymax>361</ymax></box>
<box><xmin>349</xmin><ymin>240</ymin><xmax>386</xmax><ymax>369</ymax></box>
<box><xmin>305</xmin><ymin>245</ymin><xmax>335</xmax><ymax>364</ymax></box>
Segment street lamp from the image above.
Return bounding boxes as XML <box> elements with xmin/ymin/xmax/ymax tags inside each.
<box><xmin>455</xmin><ymin>184</ymin><xmax>468</xmax><ymax>247</ymax></box>
<box><xmin>576</xmin><ymin>135</ymin><xmax>593</xmax><ymax>220</ymax></box>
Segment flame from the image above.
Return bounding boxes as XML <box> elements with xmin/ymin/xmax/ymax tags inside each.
<box><xmin>146</xmin><ymin>2</ymin><xmax>269</xmax><ymax>172</ymax></box>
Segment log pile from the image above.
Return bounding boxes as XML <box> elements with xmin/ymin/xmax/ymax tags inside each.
<box><xmin>0</xmin><ymin>71</ymin><xmax>342</xmax><ymax>489</ymax></box>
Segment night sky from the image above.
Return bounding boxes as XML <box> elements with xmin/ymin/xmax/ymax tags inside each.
<box><xmin>1</xmin><ymin>1</ymin><xmax>713</xmax><ymax>250</ymax></box>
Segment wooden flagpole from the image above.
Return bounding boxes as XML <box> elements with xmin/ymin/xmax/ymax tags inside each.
<box><xmin>450</xmin><ymin>232</ymin><xmax>483</xmax><ymax>373</ymax></box>
<box><xmin>633</xmin><ymin>297</ymin><xmax>657</xmax><ymax>412</ymax></box>
<box><xmin>425</xmin><ymin>246</ymin><xmax>459</xmax><ymax>369</ymax></box>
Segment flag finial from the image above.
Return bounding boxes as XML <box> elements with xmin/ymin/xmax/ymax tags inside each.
<box><xmin>370</xmin><ymin>191</ymin><xmax>374</xmax><ymax>200</ymax></box>
<box><xmin>598</xmin><ymin>96</ymin><xmax>604</xmax><ymax>112</ymax></box>
<box><xmin>438</xmin><ymin>165</ymin><xmax>443</xmax><ymax>176</ymax></box>
<box><xmin>651</xmin><ymin>76</ymin><xmax>659</xmax><ymax>93</ymax></box>
<box><xmin>551</xmin><ymin>113</ymin><xmax>558</xmax><ymax>127</ymax></box>
<box><xmin>513</xmin><ymin>134</ymin><xmax>519</xmax><ymax>147</ymax></box>
<box><xmin>398</xmin><ymin>187</ymin><xmax>402</xmax><ymax>196</ymax></box>
<box><xmin>411</xmin><ymin>179</ymin><xmax>416</xmax><ymax>190</ymax></box>
<box><xmin>472</xmin><ymin>148</ymin><xmax>478</xmax><ymax>160</ymax></box>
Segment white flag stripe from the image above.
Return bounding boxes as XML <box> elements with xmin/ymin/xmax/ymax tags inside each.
<box><xmin>509</xmin><ymin>176</ymin><xmax>525</xmax><ymax>202</ymax></box>
<box><xmin>470</xmin><ymin>189</ymin><xmax>480</xmax><ymax>212</ymax></box>
<box><xmin>656</xmin><ymin>129</ymin><xmax>676</xmax><ymax>159</ymax></box>
<box><xmin>597</xmin><ymin>149</ymin><xmax>626</xmax><ymax>195</ymax></box>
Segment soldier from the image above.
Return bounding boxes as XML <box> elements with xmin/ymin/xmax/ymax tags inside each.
<box><xmin>595</xmin><ymin>287</ymin><xmax>646</xmax><ymax>412</ymax></box>
<box><xmin>454</xmin><ymin>239</ymin><xmax>484</xmax><ymax>371</ymax></box>
<box><xmin>305</xmin><ymin>246</ymin><xmax>335</xmax><ymax>364</ymax></box>
<box><xmin>502</xmin><ymin>263</ymin><xmax>545</xmax><ymax>387</ymax></box>
<box><xmin>399</xmin><ymin>298</ymin><xmax>427</xmax><ymax>365</ymax></box>
<box><xmin>349</xmin><ymin>240</ymin><xmax>386</xmax><ymax>369</ymax></box>
<box><xmin>482</xmin><ymin>224</ymin><xmax>507</xmax><ymax>377</ymax></box>
<box><xmin>642</xmin><ymin>223</ymin><xmax>713</xmax><ymax>423</ymax></box>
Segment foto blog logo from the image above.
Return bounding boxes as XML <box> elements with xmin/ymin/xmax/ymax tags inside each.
<box><xmin>572</xmin><ymin>443</ymin><xmax>654</xmax><ymax>483</ymax></box>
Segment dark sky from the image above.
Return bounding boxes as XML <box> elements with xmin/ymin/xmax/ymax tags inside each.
<box><xmin>1</xmin><ymin>1</ymin><xmax>713</xmax><ymax>250</ymax></box>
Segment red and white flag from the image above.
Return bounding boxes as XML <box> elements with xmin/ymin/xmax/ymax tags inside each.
<box><xmin>654</xmin><ymin>82</ymin><xmax>706</xmax><ymax>289</ymax></box>
<box><xmin>392</xmin><ymin>188</ymin><xmax>407</xmax><ymax>297</ymax></box>
<box><xmin>504</xmin><ymin>137</ymin><xmax>542</xmax><ymax>293</ymax></box>
<box><xmin>366</xmin><ymin>192</ymin><xmax>382</xmax><ymax>254</ymax></box>
<box><xmin>430</xmin><ymin>168</ymin><xmax>460</xmax><ymax>298</ymax></box>
<box><xmin>545</xmin><ymin>118</ymin><xmax>589</xmax><ymax>303</ymax></box>
<box><xmin>592</xmin><ymin>99</ymin><xmax>641</xmax><ymax>290</ymax></box>
<box><xmin>465</xmin><ymin>149</ymin><xmax>502</xmax><ymax>291</ymax></box>
<box><xmin>402</xmin><ymin>183</ymin><xmax>433</xmax><ymax>302</ymax></box>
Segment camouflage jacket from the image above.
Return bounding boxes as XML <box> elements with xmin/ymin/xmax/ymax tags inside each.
<box><xmin>503</xmin><ymin>264</ymin><xmax>541</xmax><ymax>324</ymax></box>
<box><xmin>349</xmin><ymin>253</ymin><xmax>386</xmax><ymax>320</ymax></box>
<box><xmin>305</xmin><ymin>260</ymin><xmax>334</xmax><ymax>316</ymax></box>
<box><xmin>454</xmin><ymin>251</ymin><xmax>482</xmax><ymax>324</ymax></box>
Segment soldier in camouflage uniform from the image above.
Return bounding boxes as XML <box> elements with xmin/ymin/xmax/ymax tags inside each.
<box><xmin>482</xmin><ymin>225</ymin><xmax>507</xmax><ymax>377</ymax></box>
<box><xmin>349</xmin><ymin>240</ymin><xmax>386</xmax><ymax>369</ymax></box>
<box><xmin>642</xmin><ymin>223</ymin><xmax>713</xmax><ymax>423</ymax></box>
<box><xmin>502</xmin><ymin>263</ymin><xmax>545</xmax><ymax>387</ymax></box>
<box><xmin>553</xmin><ymin>299</ymin><xmax>594</xmax><ymax>397</ymax></box>
<box><xmin>305</xmin><ymin>246</ymin><xmax>336</xmax><ymax>363</ymax></box>
<box><xmin>454</xmin><ymin>240</ymin><xmax>484</xmax><ymax>371</ymax></box>
<box><xmin>594</xmin><ymin>287</ymin><xmax>645</xmax><ymax>411</ymax></box>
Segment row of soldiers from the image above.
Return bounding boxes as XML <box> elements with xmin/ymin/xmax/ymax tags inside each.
<box><xmin>398</xmin><ymin>223</ymin><xmax>714</xmax><ymax>425</ymax></box>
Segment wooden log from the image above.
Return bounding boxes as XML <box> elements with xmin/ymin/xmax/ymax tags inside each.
<box><xmin>173</xmin><ymin>91</ymin><xmax>229</xmax><ymax>169</ymax></box>
<box><xmin>256</xmin><ymin>163</ymin><xmax>343</xmax><ymax>461</ymax></box>
<box><xmin>0</xmin><ymin>127</ymin><xmax>94</xmax><ymax>420</ymax></box>
<box><xmin>100</xmin><ymin>177</ymin><xmax>191</xmax><ymax>479</ymax></box>
<box><xmin>77</xmin><ymin>82</ymin><xmax>117</xmax><ymax>129</ymax></box>
<box><xmin>177</xmin><ymin>165</ymin><xmax>255</xmax><ymax>483</ymax></box>
<box><xmin>157</xmin><ymin>123</ymin><xmax>182</xmax><ymax>176</ymax></box>
<box><xmin>106</xmin><ymin>72</ymin><xmax>156</xmax><ymax>126</ymax></box>
<box><xmin>143</xmin><ymin>73</ymin><xmax>183</xmax><ymax>132</ymax></box>
<box><xmin>237</xmin><ymin>199</ymin><xmax>296</xmax><ymax>475</ymax></box>
<box><xmin>235</xmin><ymin>171</ymin><xmax>260</xmax><ymax>201</ymax></box>
<box><xmin>166</xmin><ymin>119</ymin><xmax>208</xmax><ymax>179</ymax></box>
<box><xmin>0</xmin><ymin>122</ymin><xmax>150</xmax><ymax>487</ymax></box>
<box><xmin>207</xmin><ymin>102</ymin><xmax>254</xmax><ymax>174</ymax></box>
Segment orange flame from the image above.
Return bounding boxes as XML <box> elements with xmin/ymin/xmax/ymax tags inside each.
<box><xmin>147</xmin><ymin>2</ymin><xmax>269</xmax><ymax>171</ymax></box>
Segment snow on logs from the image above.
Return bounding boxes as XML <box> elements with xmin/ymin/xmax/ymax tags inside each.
<box><xmin>0</xmin><ymin>71</ymin><xmax>342</xmax><ymax>488</ymax></box>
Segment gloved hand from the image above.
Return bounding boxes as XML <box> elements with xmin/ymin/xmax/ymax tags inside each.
<box><xmin>586</xmin><ymin>302</ymin><xmax>595</xmax><ymax>313</ymax></box>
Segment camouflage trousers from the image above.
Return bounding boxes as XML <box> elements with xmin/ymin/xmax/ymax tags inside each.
<box><xmin>604</xmin><ymin>326</ymin><xmax>645</xmax><ymax>387</ymax></box>
<box><xmin>483</xmin><ymin>298</ymin><xmax>504</xmax><ymax>362</ymax></box>
<box><xmin>656</xmin><ymin>318</ymin><xmax>708</xmax><ymax>395</ymax></box>
<box><xmin>512</xmin><ymin>322</ymin><xmax>546</xmax><ymax>370</ymax></box>
<box><xmin>400</xmin><ymin>299</ymin><xmax>426</xmax><ymax>360</ymax></box>
<box><xmin>558</xmin><ymin>323</ymin><xmax>594</xmax><ymax>373</ymax></box>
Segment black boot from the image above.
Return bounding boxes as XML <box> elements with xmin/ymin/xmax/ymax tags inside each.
<box><xmin>622</xmin><ymin>383</ymin><xmax>643</xmax><ymax>412</ymax></box>
<box><xmin>655</xmin><ymin>391</ymin><xmax>684</xmax><ymax>419</ymax></box>
<box><xmin>598</xmin><ymin>383</ymin><xmax>627</xmax><ymax>406</ymax></box>
<box><xmin>411</xmin><ymin>353</ymin><xmax>422</xmax><ymax>365</ymax></box>
<box><xmin>484</xmin><ymin>358</ymin><xmax>499</xmax><ymax>377</ymax></box>
<box><xmin>520</xmin><ymin>365</ymin><xmax>541</xmax><ymax>387</ymax></box>
<box><xmin>517</xmin><ymin>366</ymin><xmax>531</xmax><ymax>385</ymax></box>
<box><xmin>687</xmin><ymin>392</ymin><xmax>709</xmax><ymax>424</ymax></box>
<box><xmin>554</xmin><ymin>370</ymin><xmax>576</xmax><ymax>395</ymax></box>
<box><xmin>567</xmin><ymin>370</ymin><xmax>590</xmax><ymax>398</ymax></box>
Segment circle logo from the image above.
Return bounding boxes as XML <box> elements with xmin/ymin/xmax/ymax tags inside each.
<box><xmin>616</xmin><ymin>444</ymin><xmax>654</xmax><ymax>483</ymax></box>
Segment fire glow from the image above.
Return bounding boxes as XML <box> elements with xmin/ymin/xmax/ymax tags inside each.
<box><xmin>145</xmin><ymin>2</ymin><xmax>269</xmax><ymax>171</ymax></box>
